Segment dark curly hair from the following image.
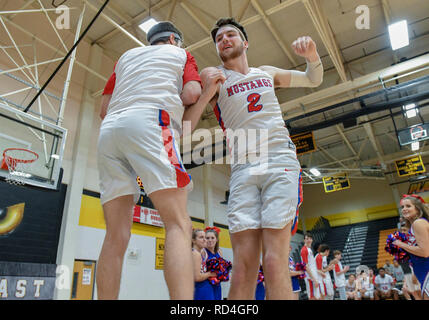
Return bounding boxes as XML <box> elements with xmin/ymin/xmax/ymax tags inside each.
<box><xmin>211</xmin><ymin>17</ymin><xmax>248</xmax><ymax>43</ymax></box>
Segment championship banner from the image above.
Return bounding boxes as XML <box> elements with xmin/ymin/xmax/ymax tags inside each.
<box><xmin>395</xmin><ymin>155</ymin><xmax>425</xmax><ymax>177</ymax></box>
<box><xmin>408</xmin><ymin>179</ymin><xmax>429</xmax><ymax>194</ymax></box>
<box><xmin>133</xmin><ymin>177</ymin><xmax>164</xmax><ymax>227</ymax></box>
<box><xmin>323</xmin><ymin>173</ymin><xmax>351</xmax><ymax>193</ymax></box>
<box><xmin>290</xmin><ymin>132</ymin><xmax>316</xmax><ymax>155</ymax></box>
<box><xmin>155</xmin><ymin>238</ymin><xmax>165</xmax><ymax>270</ymax></box>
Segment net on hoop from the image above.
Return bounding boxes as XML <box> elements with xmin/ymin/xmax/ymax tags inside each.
<box><xmin>2</xmin><ymin>148</ymin><xmax>39</xmax><ymax>185</ymax></box>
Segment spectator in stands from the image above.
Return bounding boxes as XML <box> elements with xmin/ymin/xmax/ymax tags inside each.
<box><xmin>356</xmin><ymin>271</ymin><xmax>374</xmax><ymax>300</ymax></box>
<box><xmin>393</xmin><ymin>194</ymin><xmax>429</xmax><ymax>300</ymax></box>
<box><xmin>397</xmin><ymin>224</ymin><xmax>422</xmax><ymax>299</ymax></box>
<box><xmin>383</xmin><ymin>259</ymin><xmax>394</xmax><ymax>275</ymax></box>
<box><xmin>332</xmin><ymin>250</ymin><xmax>350</xmax><ymax>300</ymax></box>
<box><xmin>391</xmin><ymin>259</ymin><xmax>405</xmax><ymax>298</ymax></box>
<box><xmin>300</xmin><ymin>232</ymin><xmax>321</xmax><ymax>300</ymax></box>
<box><xmin>368</xmin><ymin>268</ymin><xmax>376</xmax><ymax>285</ymax></box>
<box><xmin>345</xmin><ymin>274</ymin><xmax>358</xmax><ymax>300</ymax></box>
<box><xmin>374</xmin><ymin>267</ymin><xmax>399</xmax><ymax>300</ymax></box>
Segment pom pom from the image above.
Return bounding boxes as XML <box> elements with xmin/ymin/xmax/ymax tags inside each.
<box><xmin>385</xmin><ymin>231</ymin><xmax>410</xmax><ymax>263</ymax></box>
<box><xmin>295</xmin><ymin>262</ymin><xmax>307</xmax><ymax>279</ymax></box>
<box><xmin>206</xmin><ymin>257</ymin><xmax>232</xmax><ymax>285</ymax></box>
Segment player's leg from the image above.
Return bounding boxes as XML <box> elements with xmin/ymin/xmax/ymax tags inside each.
<box><xmin>338</xmin><ymin>286</ymin><xmax>347</xmax><ymax>300</ymax></box>
<box><xmin>97</xmin><ymin>195</ymin><xmax>135</xmax><ymax>299</ymax></box>
<box><xmin>261</xmin><ymin>221</ymin><xmax>293</xmax><ymax>300</ymax></box>
<box><xmin>227</xmin><ymin>229</ymin><xmax>262</xmax><ymax>300</ymax></box>
<box><xmin>96</xmin><ymin>120</ymin><xmax>139</xmax><ymax>300</ymax></box>
<box><xmin>149</xmin><ymin>187</ymin><xmax>193</xmax><ymax>300</ymax></box>
<box><xmin>259</xmin><ymin>155</ymin><xmax>302</xmax><ymax>300</ymax></box>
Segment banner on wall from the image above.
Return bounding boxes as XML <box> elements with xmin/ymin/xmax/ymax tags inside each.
<box><xmin>155</xmin><ymin>238</ymin><xmax>165</xmax><ymax>270</ymax></box>
<box><xmin>408</xmin><ymin>179</ymin><xmax>429</xmax><ymax>194</ymax></box>
<box><xmin>133</xmin><ymin>177</ymin><xmax>164</xmax><ymax>228</ymax></box>
<box><xmin>323</xmin><ymin>173</ymin><xmax>351</xmax><ymax>193</ymax></box>
<box><xmin>290</xmin><ymin>131</ymin><xmax>316</xmax><ymax>155</ymax></box>
<box><xmin>395</xmin><ymin>155</ymin><xmax>425</xmax><ymax>177</ymax></box>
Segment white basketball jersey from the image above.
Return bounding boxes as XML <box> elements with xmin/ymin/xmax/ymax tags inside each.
<box><xmin>333</xmin><ymin>261</ymin><xmax>346</xmax><ymax>287</ymax></box>
<box><xmin>322</xmin><ymin>256</ymin><xmax>332</xmax><ymax>281</ymax></box>
<box><xmin>107</xmin><ymin>45</ymin><xmax>187</xmax><ymax>130</ymax></box>
<box><xmin>301</xmin><ymin>246</ymin><xmax>317</xmax><ymax>277</ymax></box>
<box><xmin>215</xmin><ymin>66</ymin><xmax>297</xmax><ymax>165</ymax></box>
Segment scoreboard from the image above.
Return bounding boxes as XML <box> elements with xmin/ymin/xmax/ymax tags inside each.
<box><xmin>290</xmin><ymin>131</ymin><xmax>316</xmax><ymax>155</ymax></box>
<box><xmin>395</xmin><ymin>155</ymin><xmax>425</xmax><ymax>177</ymax></box>
<box><xmin>323</xmin><ymin>173</ymin><xmax>351</xmax><ymax>193</ymax></box>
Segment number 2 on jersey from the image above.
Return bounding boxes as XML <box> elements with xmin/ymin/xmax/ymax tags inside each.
<box><xmin>247</xmin><ymin>93</ymin><xmax>263</xmax><ymax>112</ymax></box>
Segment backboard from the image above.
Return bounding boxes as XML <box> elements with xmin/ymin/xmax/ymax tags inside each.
<box><xmin>0</xmin><ymin>102</ymin><xmax>67</xmax><ymax>190</ymax></box>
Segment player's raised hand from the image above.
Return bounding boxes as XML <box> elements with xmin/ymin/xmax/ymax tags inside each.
<box><xmin>292</xmin><ymin>36</ymin><xmax>317</xmax><ymax>59</ymax></box>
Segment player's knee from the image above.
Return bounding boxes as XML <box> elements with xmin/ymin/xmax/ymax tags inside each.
<box><xmin>263</xmin><ymin>251</ymin><xmax>282</xmax><ymax>273</ymax></box>
<box><xmin>163</xmin><ymin>214</ymin><xmax>192</xmax><ymax>234</ymax></box>
<box><xmin>106</xmin><ymin>229</ymin><xmax>131</xmax><ymax>253</ymax></box>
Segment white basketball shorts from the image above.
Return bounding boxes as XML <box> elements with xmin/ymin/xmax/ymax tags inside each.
<box><xmin>97</xmin><ymin>107</ymin><xmax>192</xmax><ymax>205</ymax></box>
<box><xmin>227</xmin><ymin>151</ymin><xmax>302</xmax><ymax>234</ymax></box>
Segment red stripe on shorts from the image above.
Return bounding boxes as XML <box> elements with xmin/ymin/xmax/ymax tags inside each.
<box><xmin>308</xmin><ymin>279</ymin><xmax>314</xmax><ymax>299</ymax></box>
<box><xmin>159</xmin><ymin>110</ymin><xmax>191</xmax><ymax>188</ymax></box>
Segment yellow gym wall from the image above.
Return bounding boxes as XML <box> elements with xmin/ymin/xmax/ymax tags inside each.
<box><xmin>301</xmin><ymin>179</ymin><xmax>402</xmax><ymax>230</ymax></box>
<box><xmin>79</xmin><ymin>194</ymin><xmax>232</xmax><ymax>249</ymax></box>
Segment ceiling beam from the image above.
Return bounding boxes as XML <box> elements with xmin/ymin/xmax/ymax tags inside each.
<box><xmin>185</xmin><ymin>0</ymin><xmax>300</xmax><ymax>52</ymax></box>
<box><xmin>180</xmin><ymin>1</ymin><xmax>211</xmax><ymax>35</ymax></box>
<box><xmin>303</xmin><ymin>0</ymin><xmax>347</xmax><ymax>82</ymax></box>
<box><xmin>84</xmin><ymin>0</ymin><xmax>145</xmax><ymax>47</ymax></box>
<box><xmin>280</xmin><ymin>52</ymin><xmax>429</xmax><ymax>118</ymax></box>
<box><xmin>167</xmin><ymin>0</ymin><xmax>178</xmax><ymax>20</ymax></box>
<box><xmin>237</xmin><ymin>0</ymin><xmax>251</xmax><ymax>22</ymax></box>
<box><xmin>250</xmin><ymin>0</ymin><xmax>298</xmax><ymax>66</ymax></box>
<box><xmin>318</xmin><ymin>145</ymin><xmax>348</xmax><ymax>168</ymax></box>
<box><xmin>336</xmin><ymin>124</ymin><xmax>358</xmax><ymax>157</ymax></box>
<box><xmin>380</xmin><ymin>0</ymin><xmax>399</xmax><ymax>64</ymax></box>
<box><xmin>93</xmin><ymin>0</ymin><xmax>171</xmax><ymax>44</ymax></box>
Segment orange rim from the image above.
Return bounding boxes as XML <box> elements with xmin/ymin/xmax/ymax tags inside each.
<box><xmin>3</xmin><ymin>148</ymin><xmax>39</xmax><ymax>164</ymax></box>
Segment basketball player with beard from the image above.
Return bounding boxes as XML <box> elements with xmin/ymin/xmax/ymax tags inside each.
<box><xmin>197</xmin><ymin>18</ymin><xmax>323</xmax><ymax>299</ymax></box>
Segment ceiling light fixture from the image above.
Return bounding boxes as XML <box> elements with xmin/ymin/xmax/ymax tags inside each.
<box><xmin>310</xmin><ymin>168</ymin><xmax>321</xmax><ymax>176</ymax></box>
<box><xmin>138</xmin><ymin>17</ymin><xmax>158</xmax><ymax>34</ymax></box>
<box><xmin>388</xmin><ymin>20</ymin><xmax>409</xmax><ymax>50</ymax></box>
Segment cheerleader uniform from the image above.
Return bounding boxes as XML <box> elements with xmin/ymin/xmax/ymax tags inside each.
<box><xmin>193</xmin><ymin>249</ymin><xmax>215</xmax><ymax>300</ymax></box>
<box><xmin>290</xmin><ymin>256</ymin><xmax>301</xmax><ymax>293</ymax></box>
<box><xmin>407</xmin><ymin>218</ymin><xmax>429</xmax><ymax>297</ymax></box>
<box><xmin>205</xmin><ymin>248</ymin><xmax>222</xmax><ymax>300</ymax></box>
<box><xmin>255</xmin><ymin>265</ymin><xmax>265</xmax><ymax>300</ymax></box>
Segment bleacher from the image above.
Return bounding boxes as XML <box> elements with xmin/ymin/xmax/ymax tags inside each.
<box><xmin>376</xmin><ymin>228</ymin><xmax>398</xmax><ymax>269</ymax></box>
<box><xmin>320</xmin><ymin>217</ymin><xmax>399</xmax><ymax>273</ymax></box>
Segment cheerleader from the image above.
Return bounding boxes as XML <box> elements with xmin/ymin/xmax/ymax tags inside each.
<box><xmin>204</xmin><ymin>227</ymin><xmax>224</xmax><ymax>300</ymax></box>
<box><xmin>192</xmin><ymin>229</ymin><xmax>217</xmax><ymax>300</ymax></box>
<box><xmin>255</xmin><ymin>264</ymin><xmax>265</xmax><ymax>300</ymax></box>
<box><xmin>289</xmin><ymin>249</ymin><xmax>304</xmax><ymax>300</ymax></box>
<box><xmin>393</xmin><ymin>194</ymin><xmax>429</xmax><ymax>299</ymax></box>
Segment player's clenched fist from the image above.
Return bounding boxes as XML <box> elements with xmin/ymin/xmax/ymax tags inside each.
<box><xmin>292</xmin><ymin>36</ymin><xmax>317</xmax><ymax>59</ymax></box>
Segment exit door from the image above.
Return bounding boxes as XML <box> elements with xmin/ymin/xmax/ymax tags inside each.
<box><xmin>71</xmin><ymin>260</ymin><xmax>96</xmax><ymax>300</ymax></box>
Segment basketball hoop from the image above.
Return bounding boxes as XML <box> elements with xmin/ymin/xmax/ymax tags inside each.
<box><xmin>1</xmin><ymin>148</ymin><xmax>39</xmax><ymax>185</ymax></box>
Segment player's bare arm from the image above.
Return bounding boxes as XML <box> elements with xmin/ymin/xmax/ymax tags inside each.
<box><xmin>258</xmin><ymin>36</ymin><xmax>323</xmax><ymax>89</ymax></box>
<box><xmin>182</xmin><ymin>67</ymin><xmax>225</xmax><ymax>131</ymax></box>
<box><xmin>181</xmin><ymin>80</ymin><xmax>202</xmax><ymax>106</ymax></box>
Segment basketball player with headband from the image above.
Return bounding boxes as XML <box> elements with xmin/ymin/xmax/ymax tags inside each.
<box><xmin>196</xmin><ymin>18</ymin><xmax>323</xmax><ymax>299</ymax></box>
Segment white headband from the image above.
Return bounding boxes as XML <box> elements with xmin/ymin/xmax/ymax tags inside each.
<box><xmin>216</xmin><ymin>24</ymin><xmax>247</xmax><ymax>42</ymax></box>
